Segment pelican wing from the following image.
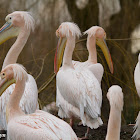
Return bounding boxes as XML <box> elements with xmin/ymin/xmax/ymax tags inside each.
<box><xmin>72</xmin><ymin>60</ymin><xmax>104</xmax><ymax>84</ymax></box>
<box><xmin>0</xmin><ymin>85</ymin><xmax>12</xmax><ymax>129</ymax></box>
<box><xmin>133</xmin><ymin>112</ymin><xmax>140</xmax><ymax>139</ymax></box>
<box><xmin>56</xmin><ymin>87</ymin><xmax>80</xmax><ymax>119</ymax></box>
<box><xmin>88</xmin><ymin>63</ymin><xmax>104</xmax><ymax>84</ymax></box>
<box><xmin>57</xmin><ymin>68</ymin><xmax>102</xmax><ymax>121</ymax></box>
<box><xmin>8</xmin><ymin>110</ymin><xmax>78</xmax><ymax>140</ymax></box>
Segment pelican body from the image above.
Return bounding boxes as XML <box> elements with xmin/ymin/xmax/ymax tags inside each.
<box><xmin>0</xmin><ymin>64</ymin><xmax>78</xmax><ymax>140</ymax></box>
<box><xmin>0</xmin><ymin>11</ymin><xmax>38</xmax><ymax>130</ymax></box>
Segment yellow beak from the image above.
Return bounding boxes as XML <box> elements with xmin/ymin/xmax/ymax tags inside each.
<box><xmin>96</xmin><ymin>38</ymin><xmax>113</xmax><ymax>74</ymax></box>
<box><xmin>0</xmin><ymin>77</ymin><xmax>16</xmax><ymax>96</ymax></box>
<box><xmin>54</xmin><ymin>37</ymin><xmax>67</xmax><ymax>74</ymax></box>
<box><xmin>0</xmin><ymin>22</ymin><xmax>20</xmax><ymax>45</ymax></box>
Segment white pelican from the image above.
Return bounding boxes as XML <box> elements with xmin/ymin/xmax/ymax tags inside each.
<box><xmin>106</xmin><ymin>85</ymin><xmax>124</xmax><ymax>140</ymax></box>
<box><xmin>0</xmin><ymin>64</ymin><xmax>78</xmax><ymax>140</ymax></box>
<box><xmin>0</xmin><ymin>11</ymin><xmax>38</xmax><ymax>130</ymax></box>
<box><xmin>73</xmin><ymin>26</ymin><xmax>113</xmax><ymax>84</ymax></box>
<box><xmin>54</xmin><ymin>23</ymin><xmax>113</xmax><ymax>130</ymax></box>
<box><xmin>54</xmin><ymin>22</ymin><xmax>113</xmax><ymax>138</ymax></box>
<box><xmin>133</xmin><ymin>53</ymin><xmax>140</xmax><ymax>139</ymax></box>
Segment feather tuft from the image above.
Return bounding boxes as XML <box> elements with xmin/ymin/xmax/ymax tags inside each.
<box><xmin>107</xmin><ymin>85</ymin><xmax>124</xmax><ymax>111</ymax></box>
<box><xmin>84</xmin><ymin>26</ymin><xmax>106</xmax><ymax>38</ymax></box>
<box><xmin>5</xmin><ymin>64</ymin><xmax>28</xmax><ymax>82</ymax></box>
<box><xmin>10</xmin><ymin>11</ymin><xmax>35</xmax><ymax>32</ymax></box>
<box><xmin>59</xmin><ymin>22</ymin><xmax>81</xmax><ymax>38</ymax></box>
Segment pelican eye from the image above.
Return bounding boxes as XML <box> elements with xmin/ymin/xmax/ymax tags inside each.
<box><xmin>9</xmin><ymin>17</ymin><xmax>12</xmax><ymax>20</ymax></box>
<box><xmin>1</xmin><ymin>72</ymin><xmax>6</xmax><ymax>79</ymax></box>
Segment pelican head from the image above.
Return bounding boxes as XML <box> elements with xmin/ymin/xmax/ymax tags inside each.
<box><xmin>107</xmin><ymin>85</ymin><xmax>124</xmax><ymax>111</ymax></box>
<box><xmin>54</xmin><ymin>22</ymin><xmax>81</xmax><ymax>74</ymax></box>
<box><xmin>84</xmin><ymin>26</ymin><xmax>113</xmax><ymax>74</ymax></box>
<box><xmin>0</xmin><ymin>64</ymin><xmax>28</xmax><ymax>96</ymax></box>
<box><xmin>0</xmin><ymin>11</ymin><xmax>35</xmax><ymax>45</ymax></box>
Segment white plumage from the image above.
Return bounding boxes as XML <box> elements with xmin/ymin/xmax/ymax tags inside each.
<box><xmin>133</xmin><ymin>112</ymin><xmax>140</xmax><ymax>139</ymax></box>
<box><xmin>7</xmin><ymin>110</ymin><xmax>78</xmax><ymax>140</ymax></box>
<box><xmin>134</xmin><ymin>53</ymin><xmax>140</xmax><ymax>97</ymax></box>
<box><xmin>106</xmin><ymin>85</ymin><xmax>123</xmax><ymax>140</ymax></box>
<box><xmin>57</xmin><ymin>68</ymin><xmax>103</xmax><ymax>128</ymax></box>
<box><xmin>133</xmin><ymin>53</ymin><xmax>140</xmax><ymax>139</ymax></box>
<box><xmin>107</xmin><ymin>85</ymin><xmax>124</xmax><ymax>111</ymax></box>
<box><xmin>73</xmin><ymin>61</ymin><xmax>104</xmax><ymax>84</ymax></box>
<box><xmin>0</xmin><ymin>11</ymin><xmax>38</xmax><ymax>130</ymax></box>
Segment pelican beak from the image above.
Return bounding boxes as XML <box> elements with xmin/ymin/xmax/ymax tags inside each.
<box><xmin>96</xmin><ymin>38</ymin><xmax>113</xmax><ymax>74</ymax></box>
<box><xmin>0</xmin><ymin>77</ymin><xmax>15</xmax><ymax>96</ymax></box>
<box><xmin>0</xmin><ymin>22</ymin><xmax>20</xmax><ymax>45</ymax></box>
<box><xmin>54</xmin><ymin>37</ymin><xmax>67</xmax><ymax>74</ymax></box>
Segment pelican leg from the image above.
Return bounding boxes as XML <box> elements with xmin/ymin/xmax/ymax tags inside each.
<box><xmin>85</xmin><ymin>127</ymin><xmax>90</xmax><ymax>138</ymax></box>
<box><xmin>78</xmin><ymin>127</ymin><xmax>90</xmax><ymax>140</ymax></box>
<box><xmin>69</xmin><ymin>117</ymin><xmax>74</xmax><ymax>127</ymax></box>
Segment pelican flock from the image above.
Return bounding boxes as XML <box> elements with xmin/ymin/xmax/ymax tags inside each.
<box><xmin>0</xmin><ymin>11</ymin><xmax>38</xmax><ymax>130</ymax></box>
<box><xmin>0</xmin><ymin>10</ymin><xmax>138</xmax><ymax>140</ymax></box>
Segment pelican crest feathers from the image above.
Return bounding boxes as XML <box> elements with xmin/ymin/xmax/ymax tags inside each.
<box><xmin>7</xmin><ymin>11</ymin><xmax>35</xmax><ymax>32</ymax></box>
<box><xmin>107</xmin><ymin>85</ymin><xmax>124</xmax><ymax>111</ymax></box>
<box><xmin>84</xmin><ymin>26</ymin><xmax>106</xmax><ymax>38</ymax></box>
<box><xmin>5</xmin><ymin>64</ymin><xmax>28</xmax><ymax>82</ymax></box>
<box><xmin>59</xmin><ymin>22</ymin><xmax>81</xmax><ymax>38</ymax></box>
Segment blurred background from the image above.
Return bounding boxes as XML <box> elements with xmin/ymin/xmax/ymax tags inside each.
<box><xmin>0</xmin><ymin>0</ymin><xmax>140</xmax><ymax>124</ymax></box>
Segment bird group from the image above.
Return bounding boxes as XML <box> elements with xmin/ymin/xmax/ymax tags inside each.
<box><xmin>0</xmin><ymin>11</ymin><xmax>138</xmax><ymax>140</ymax></box>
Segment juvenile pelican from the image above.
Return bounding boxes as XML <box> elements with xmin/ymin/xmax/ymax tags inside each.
<box><xmin>54</xmin><ymin>22</ymin><xmax>112</xmax><ymax>137</ymax></box>
<box><xmin>133</xmin><ymin>53</ymin><xmax>140</xmax><ymax>139</ymax></box>
<box><xmin>0</xmin><ymin>11</ymin><xmax>38</xmax><ymax>130</ymax></box>
<box><xmin>73</xmin><ymin>26</ymin><xmax>113</xmax><ymax>84</ymax></box>
<box><xmin>0</xmin><ymin>64</ymin><xmax>78</xmax><ymax>140</ymax></box>
<box><xmin>106</xmin><ymin>85</ymin><xmax>124</xmax><ymax>140</ymax></box>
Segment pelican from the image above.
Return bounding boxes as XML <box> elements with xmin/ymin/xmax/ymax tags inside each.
<box><xmin>133</xmin><ymin>53</ymin><xmax>140</xmax><ymax>139</ymax></box>
<box><xmin>0</xmin><ymin>64</ymin><xmax>78</xmax><ymax>140</ymax></box>
<box><xmin>73</xmin><ymin>26</ymin><xmax>113</xmax><ymax>84</ymax></box>
<box><xmin>54</xmin><ymin>22</ymin><xmax>114</xmax><ymax>139</ymax></box>
<box><xmin>106</xmin><ymin>85</ymin><xmax>124</xmax><ymax>140</ymax></box>
<box><xmin>0</xmin><ymin>11</ymin><xmax>38</xmax><ymax>130</ymax></box>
